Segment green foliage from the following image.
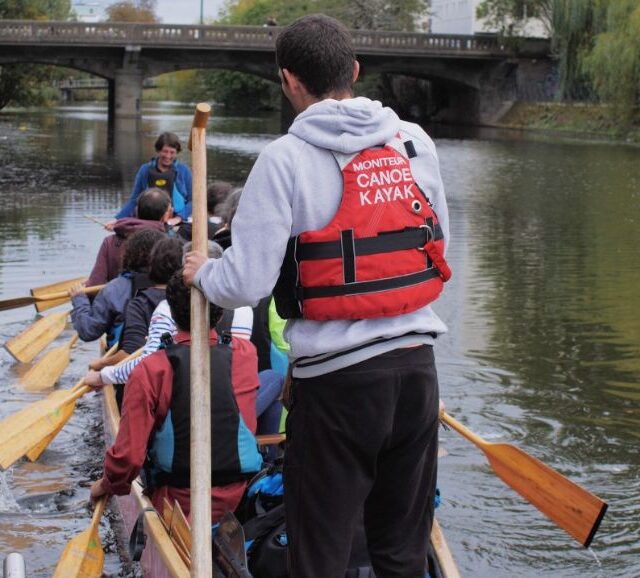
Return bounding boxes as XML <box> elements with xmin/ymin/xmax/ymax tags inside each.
<box><xmin>0</xmin><ymin>65</ymin><xmax>60</xmax><ymax>109</ymax></box>
<box><xmin>0</xmin><ymin>0</ymin><xmax>72</xmax><ymax>110</ymax></box>
<box><xmin>0</xmin><ymin>0</ymin><xmax>71</xmax><ymax>19</ymax></box>
<box><xmin>207</xmin><ymin>0</ymin><xmax>427</xmax><ymax>112</ymax></box>
<box><xmin>582</xmin><ymin>0</ymin><xmax>640</xmax><ymax>125</ymax></box>
<box><xmin>550</xmin><ymin>0</ymin><xmax>602</xmax><ymax>100</ymax></box>
<box><xmin>220</xmin><ymin>0</ymin><xmax>426</xmax><ymax>30</ymax></box>
<box><xmin>476</xmin><ymin>0</ymin><xmax>552</xmax><ymax>34</ymax></box>
<box><xmin>105</xmin><ymin>0</ymin><xmax>158</xmax><ymax>23</ymax></box>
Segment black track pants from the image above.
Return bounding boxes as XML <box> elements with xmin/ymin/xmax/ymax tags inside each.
<box><xmin>284</xmin><ymin>345</ymin><xmax>440</xmax><ymax>578</ymax></box>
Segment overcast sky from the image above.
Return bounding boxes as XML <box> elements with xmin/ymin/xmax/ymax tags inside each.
<box><xmin>154</xmin><ymin>0</ymin><xmax>226</xmax><ymax>24</ymax></box>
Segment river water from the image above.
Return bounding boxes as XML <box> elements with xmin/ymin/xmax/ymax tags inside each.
<box><xmin>0</xmin><ymin>102</ymin><xmax>638</xmax><ymax>577</ymax></box>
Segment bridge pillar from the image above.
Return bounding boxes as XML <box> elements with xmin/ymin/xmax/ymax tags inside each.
<box><xmin>112</xmin><ymin>68</ymin><xmax>143</xmax><ymax>118</ymax></box>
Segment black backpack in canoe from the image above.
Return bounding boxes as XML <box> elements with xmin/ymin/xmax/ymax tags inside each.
<box><xmin>238</xmin><ymin>463</ymin><xmax>376</xmax><ymax>578</ymax></box>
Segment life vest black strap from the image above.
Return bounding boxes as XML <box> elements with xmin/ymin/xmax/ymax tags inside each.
<box><xmin>341</xmin><ymin>229</ymin><xmax>356</xmax><ymax>284</ymax></box>
<box><xmin>296</xmin><ymin>225</ymin><xmax>443</xmax><ymax>262</ymax></box>
<box><xmin>153</xmin><ymin>469</ymin><xmax>256</xmax><ymax>489</ymax></box>
<box><xmin>299</xmin><ymin>268</ymin><xmax>442</xmax><ymax>300</ymax></box>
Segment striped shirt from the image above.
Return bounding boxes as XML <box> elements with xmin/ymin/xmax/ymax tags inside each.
<box><xmin>100</xmin><ymin>301</ymin><xmax>253</xmax><ymax>385</ymax></box>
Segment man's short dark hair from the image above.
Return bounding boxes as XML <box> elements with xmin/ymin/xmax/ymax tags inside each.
<box><xmin>149</xmin><ymin>237</ymin><xmax>184</xmax><ymax>284</ymax></box>
<box><xmin>154</xmin><ymin>132</ymin><xmax>182</xmax><ymax>153</ymax></box>
<box><xmin>166</xmin><ymin>270</ymin><xmax>223</xmax><ymax>331</ymax></box>
<box><xmin>207</xmin><ymin>181</ymin><xmax>233</xmax><ymax>216</ymax></box>
<box><xmin>122</xmin><ymin>228</ymin><xmax>165</xmax><ymax>273</ymax></box>
<box><xmin>276</xmin><ymin>14</ymin><xmax>355</xmax><ymax>98</ymax></box>
<box><xmin>136</xmin><ymin>187</ymin><xmax>171</xmax><ymax>221</ymax></box>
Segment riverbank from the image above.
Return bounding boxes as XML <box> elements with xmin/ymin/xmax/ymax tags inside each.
<box><xmin>495</xmin><ymin>102</ymin><xmax>640</xmax><ymax>145</ymax></box>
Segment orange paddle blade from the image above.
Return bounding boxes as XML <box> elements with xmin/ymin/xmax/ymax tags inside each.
<box><xmin>441</xmin><ymin>412</ymin><xmax>607</xmax><ymax>547</ymax></box>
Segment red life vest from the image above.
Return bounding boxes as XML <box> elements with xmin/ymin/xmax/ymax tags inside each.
<box><xmin>273</xmin><ymin>137</ymin><xmax>451</xmax><ymax>321</ymax></box>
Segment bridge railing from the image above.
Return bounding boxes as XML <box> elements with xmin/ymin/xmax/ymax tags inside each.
<box><xmin>0</xmin><ymin>20</ymin><xmax>550</xmax><ymax>57</ymax></box>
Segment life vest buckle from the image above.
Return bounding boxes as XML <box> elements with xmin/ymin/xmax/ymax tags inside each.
<box><xmin>417</xmin><ymin>224</ymin><xmax>434</xmax><ymax>250</ymax></box>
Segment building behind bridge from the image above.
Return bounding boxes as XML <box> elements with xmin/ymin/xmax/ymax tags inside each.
<box><xmin>70</xmin><ymin>0</ymin><xmax>109</xmax><ymax>23</ymax></box>
<box><xmin>428</xmin><ymin>0</ymin><xmax>548</xmax><ymax>37</ymax></box>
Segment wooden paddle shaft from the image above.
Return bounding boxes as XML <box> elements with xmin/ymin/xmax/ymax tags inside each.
<box><xmin>189</xmin><ymin>103</ymin><xmax>213</xmax><ymax>578</ymax></box>
<box><xmin>440</xmin><ymin>412</ymin><xmax>485</xmax><ymax>448</ymax></box>
<box><xmin>39</xmin><ymin>284</ymin><xmax>105</xmax><ymax>302</ymax></box>
<box><xmin>91</xmin><ymin>496</ymin><xmax>107</xmax><ymax>528</ymax></box>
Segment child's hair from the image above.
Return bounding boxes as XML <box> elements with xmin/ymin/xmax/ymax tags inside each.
<box><xmin>149</xmin><ymin>237</ymin><xmax>184</xmax><ymax>284</ymax></box>
<box><xmin>121</xmin><ymin>229</ymin><xmax>165</xmax><ymax>273</ymax></box>
<box><xmin>219</xmin><ymin>187</ymin><xmax>243</xmax><ymax>227</ymax></box>
<box><xmin>207</xmin><ymin>181</ymin><xmax>233</xmax><ymax>216</ymax></box>
<box><xmin>166</xmin><ymin>270</ymin><xmax>223</xmax><ymax>331</ymax></box>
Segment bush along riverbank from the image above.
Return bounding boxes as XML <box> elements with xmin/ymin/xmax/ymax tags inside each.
<box><xmin>495</xmin><ymin>102</ymin><xmax>640</xmax><ymax>145</ymax></box>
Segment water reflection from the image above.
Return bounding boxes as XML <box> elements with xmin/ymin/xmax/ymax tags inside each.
<box><xmin>0</xmin><ymin>102</ymin><xmax>639</xmax><ymax>577</ymax></box>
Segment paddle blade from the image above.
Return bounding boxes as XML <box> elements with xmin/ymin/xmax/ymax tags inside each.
<box><xmin>25</xmin><ymin>401</ymin><xmax>76</xmax><ymax>461</ymax></box>
<box><xmin>52</xmin><ymin>527</ymin><xmax>104</xmax><ymax>578</ymax></box>
<box><xmin>4</xmin><ymin>311</ymin><xmax>68</xmax><ymax>364</ymax></box>
<box><xmin>31</xmin><ymin>276</ymin><xmax>86</xmax><ymax>313</ymax></box>
<box><xmin>485</xmin><ymin>443</ymin><xmax>607</xmax><ymax>547</ymax></box>
<box><xmin>20</xmin><ymin>335</ymin><xmax>77</xmax><ymax>391</ymax></box>
<box><xmin>0</xmin><ymin>391</ymin><xmax>82</xmax><ymax>470</ymax></box>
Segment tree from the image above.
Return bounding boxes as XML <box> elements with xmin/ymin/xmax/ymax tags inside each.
<box><xmin>204</xmin><ymin>0</ymin><xmax>428</xmax><ymax>112</ymax></box>
<box><xmin>0</xmin><ymin>0</ymin><xmax>72</xmax><ymax>111</ymax></box>
<box><xmin>476</xmin><ymin>0</ymin><xmax>603</xmax><ymax>99</ymax></box>
<box><xmin>476</xmin><ymin>0</ymin><xmax>553</xmax><ymax>36</ymax></box>
<box><xmin>582</xmin><ymin>0</ymin><xmax>640</xmax><ymax>125</ymax></box>
<box><xmin>0</xmin><ymin>0</ymin><xmax>70</xmax><ymax>19</ymax></box>
<box><xmin>220</xmin><ymin>0</ymin><xmax>426</xmax><ymax>30</ymax></box>
<box><xmin>105</xmin><ymin>0</ymin><xmax>158</xmax><ymax>23</ymax></box>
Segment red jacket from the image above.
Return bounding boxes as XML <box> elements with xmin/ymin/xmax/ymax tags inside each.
<box><xmin>102</xmin><ymin>329</ymin><xmax>260</xmax><ymax>521</ymax></box>
<box><xmin>87</xmin><ymin>218</ymin><xmax>165</xmax><ymax>286</ymax></box>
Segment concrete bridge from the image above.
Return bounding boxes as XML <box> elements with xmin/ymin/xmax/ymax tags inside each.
<box><xmin>0</xmin><ymin>20</ymin><xmax>552</xmax><ymax>124</ymax></box>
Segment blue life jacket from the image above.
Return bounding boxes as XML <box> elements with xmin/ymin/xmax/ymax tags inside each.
<box><xmin>147</xmin><ymin>333</ymin><xmax>263</xmax><ymax>489</ymax></box>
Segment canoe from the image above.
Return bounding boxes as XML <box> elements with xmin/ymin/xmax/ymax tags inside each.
<box><xmin>101</xmin><ymin>381</ymin><xmax>461</xmax><ymax>578</ymax></box>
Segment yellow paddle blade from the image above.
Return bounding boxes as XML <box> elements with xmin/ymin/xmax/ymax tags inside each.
<box><xmin>25</xmin><ymin>400</ymin><xmax>76</xmax><ymax>461</ymax></box>
<box><xmin>4</xmin><ymin>311</ymin><xmax>68</xmax><ymax>364</ymax></box>
<box><xmin>0</xmin><ymin>389</ymin><xmax>70</xmax><ymax>440</ymax></box>
<box><xmin>21</xmin><ymin>334</ymin><xmax>79</xmax><ymax>391</ymax></box>
<box><xmin>31</xmin><ymin>276</ymin><xmax>86</xmax><ymax>313</ymax></box>
<box><xmin>0</xmin><ymin>386</ymin><xmax>86</xmax><ymax>470</ymax></box>
<box><xmin>53</xmin><ymin>498</ymin><xmax>106</xmax><ymax>578</ymax></box>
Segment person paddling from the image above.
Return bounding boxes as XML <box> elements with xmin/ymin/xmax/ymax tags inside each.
<box><xmin>70</xmin><ymin>228</ymin><xmax>164</xmax><ymax>347</ymax></box>
<box><xmin>108</xmin><ymin>132</ymin><xmax>193</xmax><ymax>229</ymax></box>
<box><xmin>88</xmin><ymin>187</ymin><xmax>172</xmax><ymax>286</ymax></box>
<box><xmin>89</xmin><ymin>270</ymin><xmax>263</xmax><ymax>521</ymax></box>
<box><xmin>184</xmin><ymin>14</ymin><xmax>451</xmax><ymax>577</ymax></box>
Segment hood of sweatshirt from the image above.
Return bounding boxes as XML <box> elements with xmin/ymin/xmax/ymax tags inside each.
<box><xmin>288</xmin><ymin>97</ymin><xmax>401</xmax><ymax>154</ymax></box>
<box><xmin>113</xmin><ymin>217</ymin><xmax>165</xmax><ymax>238</ymax></box>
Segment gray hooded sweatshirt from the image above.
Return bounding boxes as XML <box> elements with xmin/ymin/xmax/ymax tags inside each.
<box><xmin>195</xmin><ymin>97</ymin><xmax>449</xmax><ymax>377</ymax></box>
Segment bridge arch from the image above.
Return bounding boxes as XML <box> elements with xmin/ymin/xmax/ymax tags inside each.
<box><xmin>0</xmin><ymin>20</ymin><xmax>551</xmax><ymax>124</ymax></box>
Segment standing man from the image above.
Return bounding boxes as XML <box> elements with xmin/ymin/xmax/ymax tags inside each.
<box><xmin>184</xmin><ymin>14</ymin><xmax>450</xmax><ymax>578</ymax></box>
<box><xmin>112</xmin><ymin>132</ymin><xmax>192</xmax><ymax>227</ymax></box>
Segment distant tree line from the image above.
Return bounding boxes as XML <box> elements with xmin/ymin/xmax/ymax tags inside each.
<box><xmin>478</xmin><ymin>0</ymin><xmax>640</xmax><ymax>125</ymax></box>
<box><xmin>1</xmin><ymin>0</ymin><xmax>638</xmax><ymax>129</ymax></box>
